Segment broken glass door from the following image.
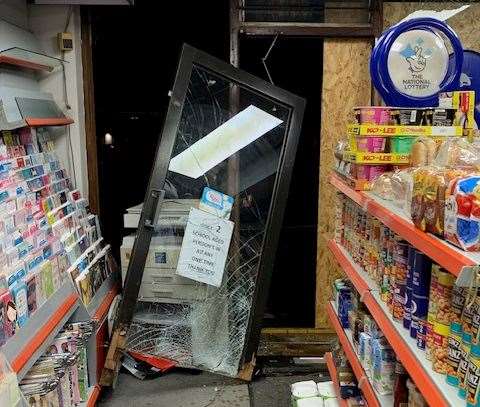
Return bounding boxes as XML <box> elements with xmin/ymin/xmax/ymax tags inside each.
<box><xmin>112</xmin><ymin>44</ymin><xmax>305</xmax><ymax>378</ymax></box>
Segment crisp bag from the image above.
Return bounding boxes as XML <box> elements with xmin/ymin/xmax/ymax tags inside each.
<box><xmin>445</xmin><ymin>175</ymin><xmax>480</xmax><ymax>251</ymax></box>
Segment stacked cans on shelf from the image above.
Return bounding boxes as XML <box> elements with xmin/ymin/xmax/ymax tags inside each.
<box><xmin>335</xmin><ymin>192</ymin><xmax>480</xmax><ymax>405</ymax></box>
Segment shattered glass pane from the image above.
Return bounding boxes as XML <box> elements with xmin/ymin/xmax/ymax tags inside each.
<box><xmin>125</xmin><ymin>64</ymin><xmax>291</xmax><ymax>377</ymax></box>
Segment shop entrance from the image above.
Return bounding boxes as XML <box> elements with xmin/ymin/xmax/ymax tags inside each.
<box><xmin>88</xmin><ymin>1</ymin><xmax>321</xmax><ymax>331</ymax></box>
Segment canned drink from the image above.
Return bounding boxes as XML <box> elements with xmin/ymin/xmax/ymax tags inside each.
<box><xmin>446</xmin><ymin>322</ymin><xmax>463</xmax><ymax>387</ymax></box>
<box><xmin>458</xmin><ymin>340</ymin><xmax>472</xmax><ymax>399</ymax></box>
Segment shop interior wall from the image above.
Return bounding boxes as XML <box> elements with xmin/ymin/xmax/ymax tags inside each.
<box><xmin>0</xmin><ymin>0</ymin><xmax>88</xmax><ymax>199</ymax></box>
<box><xmin>384</xmin><ymin>2</ymin><xmax>480</xmax><ymax>51</ymax></box>
<box><xmin>316</xmin><ymin>38</ymin><xmax>372</xmax><ymax>329</ymax></box>
<box><xmin>28</xmin><ymin>4</ymin><xmax>88</xmax><ymax>199</ymax></box>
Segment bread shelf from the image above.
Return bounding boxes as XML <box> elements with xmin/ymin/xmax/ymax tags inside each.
<box><xmin>329</xmin><ymin>172</ymin><xmax>480</xmax><ymax>276</ymax></box>
<box><xmin>328</xmin><ymin>239</ymin><xmax>464</xmax><ymax>407</ymax></box>
<box><xmin>327</xmin><ymin>301</ymin><xmax>389</xmax><ymax>407</ymax></box>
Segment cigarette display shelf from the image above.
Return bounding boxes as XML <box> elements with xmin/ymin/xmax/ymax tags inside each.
<box><xmin>327</xmin><ymin>301</ymin><xmax>389</xmax><ymax>407</ymax></box>
<box><xmin>328</xmin><ymin>239</ymin><xmax>463</xmax><ymax>407</ymax></box>
<box><xmin>329</xmin><ymin>172</ymin><xmax>480</xmax><ymax>276</ymax></box>
<box><xmin>325</xmin><ymin>352</ymin><xmax>349</xmax><ymax>407</ymax></box>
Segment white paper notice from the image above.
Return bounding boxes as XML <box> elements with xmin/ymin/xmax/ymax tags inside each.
<box><xmin>176</xmin><ymin>208</ymin><xmax>234</xmax><ymax>287</ymax></box>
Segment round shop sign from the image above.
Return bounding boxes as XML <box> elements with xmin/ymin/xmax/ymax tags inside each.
<box><xmin>387</xmin><ymin>29</ymin><xmax>449</xmax><ymax>98</ymax></box>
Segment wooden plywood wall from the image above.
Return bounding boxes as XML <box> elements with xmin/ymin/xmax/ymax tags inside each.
<box><xmin>384</xmin><ymin>2</ymin><xmax>480</xmax><ymax>51</ymax></box>
<box><xmin>316</xmin><ymin>39</ymin><xmax>372</xmax><ymax>329</ymax></box>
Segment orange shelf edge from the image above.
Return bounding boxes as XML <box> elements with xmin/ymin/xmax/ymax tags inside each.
<box><xmin>0</xmin><ymin>55</ymin><xmax>52</xmax><ymax>71</ymax></box>
<box><xmin>329</xmin><ymin>241</ymin><xmax>452</xmax><ymax>407</ymax></box>
<box><xmin>11</xmin><ymin>293</ymin><xmax>78</xmax><ymax>373</ymax></box>
<box><xmin>327</xmin><ymin>302</ymin><xmax>380</xmax><ymax>407</ymax></box>
<box><xmin>93</xmin><ymin>284</ymin><xmax>119</xmax><ymax>322</ymax></box>
<box><xmin>328</xmin><ymin>239</ymin><xmax>370</xmax><ymax>295</ymax></box>
<box><xmin>25</xmin><ymin>117</ymin><xmax>74</xmax><ymax>127</ymax></box>
<box><xmin>86</xmin><ymin>385</ymin><xmax>101</xmax><ymax>407</ymax></box>
<box><xmin>325</xmin><ymin>352</ymin><xmax>349</xmax><ymax>407</ymax></box>
<box><xmin>362</xmin><ymin>294</ymin><xmax>450</xmax><ymax>407</ymax></box>
<box><xmin>329</xmin><ymin>172</ymin><xmax>475</xmax><ymax>276</ymax></box>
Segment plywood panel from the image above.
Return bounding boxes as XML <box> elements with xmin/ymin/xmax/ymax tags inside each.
<box><xmin>316</xmin><ymin>39</ymin><xmax>372</xmax><ymax>328</ymax></box>
<box><xmin>384</xmin><ymin>3</ymin><xmax>480</xmax><ymax>52</ymax></box>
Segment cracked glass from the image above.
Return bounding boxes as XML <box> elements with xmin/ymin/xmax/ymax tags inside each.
<box><xmin>124</xmin><ymin>63</ymin><xmax>292</xmax><ymax>377</ymax></box>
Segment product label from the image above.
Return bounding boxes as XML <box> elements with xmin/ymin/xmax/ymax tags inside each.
<box><xmin>447</xmin><ymin>333</ymin><xmax>462</xmax><ymax>377</ymax></box>
<box><xmin>458</xmin><ymin>342</ymin><xmax>471</xmax><ymax>391</ymax></box>
<box><xmin>466</xmin><ymin>355</ymin><xmax>480</xmax><ymax>404</ymax></box>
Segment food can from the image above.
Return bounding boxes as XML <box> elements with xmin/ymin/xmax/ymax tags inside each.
<box><xmin>392</xmin><ymin>280</ymin><xmax>406</xmax><ymax>322</ymax></box>
<box><xmin>471</xmin><ymin>296</ymin><xmax>480</xmax><ymax>346</ymax></box>
<box><xmin>458</xmin><ymin>340</ymin><xmax>472</xmax><ymax>399</ymax></box>
<box><xmin>466</xmin><ymin>343</ymin><xmax>480</xmax><ymax>406</ymax></box>
<box><xmin>432</xmin><ymin>321</ymin><xmax>450</xmax><ymax>374</ymax></box>
<box><xmin>446</xmin><ymin>322</ymin><xmax>464</xmax><ymax>386</ymax></box>
<box><xmin>412</xmin><ymin>252</ymin><xmax>432</xmax><ymax>297</ymax></box>
<box><xmin>410</xmin><ymin>294</ymin><xmax>429</xmax><ymax>339</ymax></box>
<box><xmin>404</xmin><ymin>246</ymin><xmax>416</xmax><ymax>330</ymax></box>
<box><xmin>431</xmin><ymin>267</ymin><xmax>455</xmax><ymax>325</ymax></box>
<box><xmin>451</xmin><ymin>285</ymin><xmax>467</xmax><ymax>325</ymax></box>
<box><xmin>393</xmin><ymin>241</ymin><xmax>409</xmax><ymax>281</ymax></box>
<box><xmin>416</xmin><ymin>319</ymin><xmax>427</xmax><ymax>350</ymax></box>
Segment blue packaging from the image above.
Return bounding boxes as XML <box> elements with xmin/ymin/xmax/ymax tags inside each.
<box><xmin>338</xmin><ymin>287</ymin><xmax>352</xmax><ymax>329</ymax></box>
<box><xmin>410</xmin><ymin>294</ymin><xmax>429</xmax><ymax>339</ymax></box>
<box><xmin>404</xmin><ymin>246</ymin><xmax>416</xmax><ymax>330</ymax></box>
<box><xmin>412</xmin><ymin>251</ymin><xmax>432</xmax><ymax>297</ymax></box>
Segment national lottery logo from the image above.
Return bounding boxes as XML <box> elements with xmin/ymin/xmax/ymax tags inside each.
<box><xmin>400</xmin><ymin>37</ymin><xmax>432</xmax><ymax>73</ymax></box>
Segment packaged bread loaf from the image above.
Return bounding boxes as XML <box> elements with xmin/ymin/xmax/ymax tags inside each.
<box><xmin>411</xmin><ymin>137</ymin><xmax>437</xmax><ymax>167</ymax></box>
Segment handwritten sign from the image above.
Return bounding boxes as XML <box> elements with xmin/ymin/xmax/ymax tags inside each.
<box><xmin>176</xmin><ymin>208</ymin><xmax>234</xmax><ymax>287</ymax></box>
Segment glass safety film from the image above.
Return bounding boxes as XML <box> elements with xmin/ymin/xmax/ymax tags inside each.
<box><xmin>119</xmin><ymin>45</ymin><xmax>305</xmax><ymax>377</ymax></box>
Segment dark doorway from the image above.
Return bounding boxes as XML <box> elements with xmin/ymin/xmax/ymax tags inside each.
<box><xmin>240</xmin><ymin>36</ymin><xmax>322</xmax><ymax>327</ymax></box>
<box><xmin>89</xmin><ymin>2</ymin><xmax>320</xmax><ymax>329</ymax></box>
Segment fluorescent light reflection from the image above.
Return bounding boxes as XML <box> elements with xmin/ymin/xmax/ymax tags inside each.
<box><xmin>168</xmin><ymin>105</ymin><xmax>283</xmax><ymax>179</ymax></box>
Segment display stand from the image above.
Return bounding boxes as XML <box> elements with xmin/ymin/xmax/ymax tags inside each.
<box><xmin>327</xmin><ymin>194</ymin><xmax>466</xmax><ymax>406</ymax></box>
<box><xmin>2</xmin><ymin>281</ymin><xmax>79</xmax><ymax>380</ymax></box>
<box><xmin>329</xmin><ymin>172</ymin><xmax>480</xmax><ymax>275</ymax></box>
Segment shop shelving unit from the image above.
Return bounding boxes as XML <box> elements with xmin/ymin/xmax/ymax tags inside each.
<box><xmin>1</xmin><ymin>274</ymin><xmax>120</xmax><ymax>381</ymax></box>
<box><xmin>329</xmin><ymin>172</ymin><xmax>480</xmax><ymax>276</ymax></box>
<box><xmin>327</xmin><ymin>301</ymin><xmax>391</xmax><ymax>407</ymax></box>
<box><xmin>325</xmin><ymin>352</ymin><xmax>348</xmax><ymax>407</ymax></box>
<box><xmin>327</xmin><ymin>235</ymin><xmax>464</xmax><ymax>407</ymax></box>
<box><xmin>80</xmin><ymin>384</ymin><xmax>101</xmax><ymax>407</ymax></box>
<box><xmin>3</xmin><ymin>281</ymin><xmax>79</xmax><ymax>380</ymax></box>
